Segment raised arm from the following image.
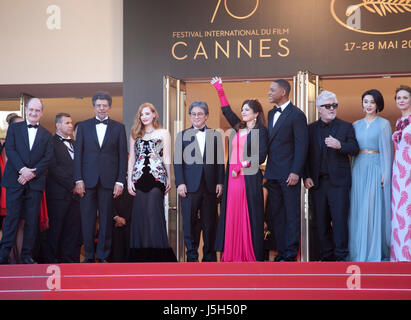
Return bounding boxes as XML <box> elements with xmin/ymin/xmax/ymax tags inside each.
<box><xmin>211</xmin><ymin>76</ymin><xmax>229</xmax><ymax>107</ymax></box>
<box><xmin>210</xmin><ymin>76</ymin><xmax>241</xmax><ymax>128</ymax></box>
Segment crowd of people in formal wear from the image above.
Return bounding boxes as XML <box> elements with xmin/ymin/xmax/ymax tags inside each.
<box><xmin>0</xmin><ymin>81</ymin><xmax>410</xmax><ymax>264</ymax></box>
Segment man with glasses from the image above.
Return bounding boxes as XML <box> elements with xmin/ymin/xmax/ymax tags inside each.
<box><xmin>174</xmin><ymin>101</ymin><xmax>224</xmax><ymax>262</ymax></box>
<box><xmin>303</xmin><ymin>90</ymin><xmax>359</xmax><ymax>261</ymax></box>
<box><xmin>0</xmin><ymin>98</ymin><xmax>53</xmax><ymax>264</ymax></box>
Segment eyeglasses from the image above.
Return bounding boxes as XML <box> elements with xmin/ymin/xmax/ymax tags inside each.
<box><xmin>320</xmin><ymin>103</ymin><xmax>338</xmax><ymax>110</ymax></box>
<box><xmin>190</xmin><ymin>112</ymin><xmax>206</xmax><ymax>118</ymax></box>
<box><xmin>95</xmin><ymin>103</ymin><xmax>110</xmax><ymax>109</ymax></box>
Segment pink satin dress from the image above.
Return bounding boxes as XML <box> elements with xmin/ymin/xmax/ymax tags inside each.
<box><xmin>221</xmin><ymin>132</ymin><xmax>256</xmax><ymax>262</ymax></box>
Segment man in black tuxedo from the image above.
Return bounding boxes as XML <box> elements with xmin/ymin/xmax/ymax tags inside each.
<box><xmin>174</xmin><ymin>101</ymin><xmax>225</xmax><ymax>262</ymax></box>
<box><xmin>264</xmin><ymin>80</ymin><xmax>308</xmax><ymax>262</ymax></box>
<box><xmin>45</xmin><ymin>113</ymin><xmax>81</xmax><ymax>263</ymax></box>
<box><xmin>303</xmin><ymin>90</ymin><xmax>359</xmax><ymax>261</ymax></box>
<box><xmin>74</xmin><ymin>92</ymin><xmax>128</xmax><ymax>263</ymax></box>
<box><xmin>0</xmin><ymin>98</ymin><xmax>53</xmax><ymax>264</ymax></box>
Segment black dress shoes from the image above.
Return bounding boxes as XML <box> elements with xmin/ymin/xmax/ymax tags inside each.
<box><xmin>21</xmin><ymin>257</ymin><xmax>37</xmax><ymax>264</ymax></box>
<box><xmin>97</xmin><ymin>259</ymin><xmax>108</xmax><ymax>263</ymax></box>
<box><xmin>83</xmin><ymin>259</ymin><xmax>95</xmax><ymax>263</ymax></box>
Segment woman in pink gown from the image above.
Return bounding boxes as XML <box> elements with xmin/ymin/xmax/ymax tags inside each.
<box><xmin>391</xmin><ymin>85</ymin><xmax>411</xmax><ymax>262</ymax></box>
<box><xmin>211</xmin><ymin>77</ymin><xmax>268</xmax><ymax>262</ymax></box>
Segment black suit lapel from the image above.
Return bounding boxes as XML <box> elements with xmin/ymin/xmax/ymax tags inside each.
<box><xmin>55</xmin><ymin>135</ymin><xmax>74</xmax><ymax>162</ymax></box>
<box><xmin>203</xmin><ymin>127</ymin><xmax>212</xmax><ymax>162</ymax></box>
<box><xmin>20</xmin><ymin>123</ymin><xmax>30</xmax><ymax>151</ymax></box>
<box><xmin>268</xmin><ymin>105</ymin><xmax>293</xmax><ymax>143</ymax></box>
<box><xmin>268</xmin><ymin>110</ymin><xmax>274</xmax><ymax>137</ymax></box>
<box><xmin>89</xmin><ymin>119</ymin><xmax>100</xmax><ymax>147</ymax></box>
<box><xmin>30</xmin><ymin>125</ymin><xmax>45</xmax><ymax>152</ymax></box>
<box><xmin>101</xmin><ymin>119</ymin><xmax>112</xmax><ymax>148</ymax></box>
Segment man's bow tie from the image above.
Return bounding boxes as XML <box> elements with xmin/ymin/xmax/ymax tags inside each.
<box><xmin>61</xmin><ymin>137</ymin><xmax>73</xmax><ymax>143</ymax></box>
<box><xmin>27</xmin><ymin>124</ymin><xmax>39</xmax><ymax>129</ymax></box>
<box><xmin>274</xmin><ymin>106</ymin><xmax>282</xmax><ymax>113</ymax></box>
<box><xmin>95</xmin><ymin>118</ymin><xmax>108</xmax><ymax>125</ymax></box>
<box><xmin>194</xmin><ymin>126</ymin><xmax>206</xmax><ymax>132</ymax></box>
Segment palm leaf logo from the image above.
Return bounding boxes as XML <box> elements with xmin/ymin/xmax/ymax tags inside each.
<box><xmin>346</xmin><ymin>0</ymin><xmax>411</xmax><ymax>16</ymax></box>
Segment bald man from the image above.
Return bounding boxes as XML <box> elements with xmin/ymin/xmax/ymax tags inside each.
<box><xmin>0</xmin><ymin>98</ymin><xmax>53</xmax><ymax>264</ymax></box>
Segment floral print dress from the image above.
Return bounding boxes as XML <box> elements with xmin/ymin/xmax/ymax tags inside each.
<box><xmin>391</xmin><ymin>115</ymin><xmax>411</xmax><ymax>261</ymax></box>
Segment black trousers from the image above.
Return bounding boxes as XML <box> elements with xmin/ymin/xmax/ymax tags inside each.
<box><xmin>181</xmin><ymin>176</ymin><xmax>218</xmax><ymax>262</ymax></box>
<box><xmin>80</xmin><ymin>182</ymin><xmax>113</xmax><ymax>260</ymax></box>
<box><xmin>310</xmin><ymin>176</ymin><xmax>349</xmax><ymax>261</ymax></box>
<box><xmin>265</xmin><ymin>179</ymin><xmax>301</xmax><ymax>261</ymax></box>
<box><xmin>0</xmin><ymin>187</ymin><xmax>42</xmax><ymax>261</ymax></box>
<box><xmin>46</xmin><ymin>197</ymin><xmax>81</xmax><ymax>263</ymax></box>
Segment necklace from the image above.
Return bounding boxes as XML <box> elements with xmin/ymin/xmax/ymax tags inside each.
<box><xmin>145</xmin><ymin>128</ymin><xmax>155</xmax><ymax>134</ymax></box>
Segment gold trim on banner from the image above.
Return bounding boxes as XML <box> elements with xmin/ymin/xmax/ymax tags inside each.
<box><xmin>330</xmin><ymin>0</ymin><xmax>411</xmax><ymax>35</ymax></box>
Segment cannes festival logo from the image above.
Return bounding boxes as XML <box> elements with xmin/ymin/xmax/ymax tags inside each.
<box><xmin>330</xmin><ymin>0</ymin><xmax>411</xmax><ymax>34</ymax></box>
<box><xmin>211</xmin><ymin>0</ymin><xmax>259</xmax><ymax>23</ymax></box>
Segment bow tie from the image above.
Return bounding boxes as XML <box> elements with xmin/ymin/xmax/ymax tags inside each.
<box><xmin>274</xmin><ymin>106</ymin><xmax>282</xmax><ymax>113</ymax></box>
<box><xmin>60</xmin><ymin>137</ymin><xmax>73</xmax><ymax>143</ymax></box>
<box><xmin>95</xmin><ymin>118</ymin><xmax>108</xmax><ymax>125</ymax></box>
<box><xmin>194</xmin><ymin>126</ymin><xmax>206</xmax><ymax>132</ymax></box>
<box><xmin>27</xmin><ymin>124</ymin><xmax>39</xmax><ymax>129</ymax></box>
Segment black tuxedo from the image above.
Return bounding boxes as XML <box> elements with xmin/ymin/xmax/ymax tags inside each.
<box><xmin>0</xmin><ymin>121</ymin><xmax>53</xmax><ymax>262</ymax></box>
<box><xmin>174</xmin><ymin>126</ymin><xmax>225</xmax><ymax>261</ymax></box>
<box><xmin>74</xmin><ymin>117</ymin><xmax>128</xmax><ymax>261</ymax></box>
<box><xmin>264</xmin><ymin>102</ymin><xmax>308</xmax><ymax>261</ymax></box>
<box><xmin>304</xmin><ymin>118</ymin><xmax>359</xmax><ymax>261</ymax></box>
<box><xmin>45</xmin><ymin>134</ymin><xmax>81</xmax><ymax>263</ymax></box>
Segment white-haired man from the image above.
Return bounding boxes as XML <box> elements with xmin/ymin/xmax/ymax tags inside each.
<box><xmin>303</xmin><ymin>90</ymin><xmax>359</xmax><ymax>261</ymax></box>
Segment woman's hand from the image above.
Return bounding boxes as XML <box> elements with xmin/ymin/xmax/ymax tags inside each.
<box><xmin>127</xmin><ymin>179</ymin><xmax>136</xmax><ymax>196</ymax></box>
<box><xmin>211</xmin><ymin>76</ymin><xmax>229</xmax><ymax>107</ymax></box>
<box><xmin>211</xmin><ymin>76</ymin><xmax>223</xmax><ymax>90</ymax></box>
<box><xmin>231</xmin><ymin>163</ymin><xmax>243</xmax><ymax>178</ymax></box>
<box><xmin>165</xmin><ymin>177</ymin><xmax>171</xmax><ymax>195</ymax></box>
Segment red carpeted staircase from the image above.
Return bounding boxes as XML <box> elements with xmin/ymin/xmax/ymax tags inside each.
<box><xmin>0</xmin><ymin>262</ymin><xmax>410</xmax><ymax>300</ymax></box>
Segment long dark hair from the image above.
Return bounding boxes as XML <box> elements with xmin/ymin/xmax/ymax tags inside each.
<box><xmin>237</xmin><ymin>99</ymin><xmax>266</xmax><ymax>130</ymax></box>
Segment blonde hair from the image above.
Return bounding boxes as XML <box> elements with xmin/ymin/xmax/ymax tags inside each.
<box><xmin>130</xmin><ymin>102</ymin><xmax>161</xmax><ymax>140</ymax></box>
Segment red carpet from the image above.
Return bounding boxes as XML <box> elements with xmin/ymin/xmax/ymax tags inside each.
<box><xmin>0</xmin><ymin>262</ymin><xmax>410</xmax><ymax>300</ymax></box>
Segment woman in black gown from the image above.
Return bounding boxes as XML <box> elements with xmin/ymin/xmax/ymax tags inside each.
<box><xmin>127</xmin><ymin>102</ymin><xmax>176</xmax><ymax>262</ymax></box>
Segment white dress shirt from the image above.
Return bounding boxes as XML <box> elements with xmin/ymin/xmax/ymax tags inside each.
<box><xmin>76</xmin><ymin>117</ymin><xmax>123</xmax><ymax>187</ymax></box>
<box><xmin>26</xmin><ymin>120</ymin><xmax>38</xmax><ymax>151</ymax></box>
<box><xmin>272</xmin><ymin>100</ymin><xmax>291</xmax><ymax>128</ymax></box>
<box><xmin>57</xmin><ymin>133</ymin><xmax>74</xmax><ymax>160</ymax></box>
<box><xmin>195</xmin><ymin>126</ymin><xmax>206</xmax><ymax>157</ymax></box>
<box><xmin>95</xmin><ymin>116</ymin><xmax>108</xmax><ymax>147</ymax></box>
